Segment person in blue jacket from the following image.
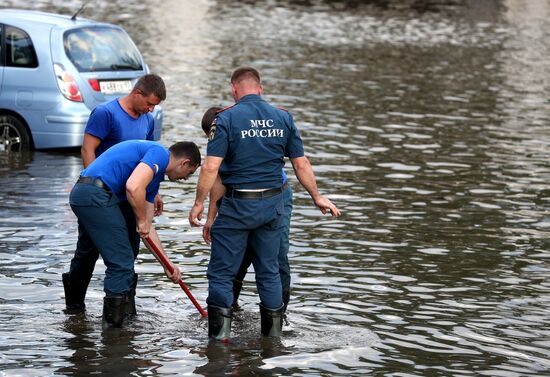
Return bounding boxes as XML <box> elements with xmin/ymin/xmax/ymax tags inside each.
<box><xmin>200</xmin><ymin>107</ymin><xmax>293</xmax><ymax>313</ymax></box>
<box><xmin>67</xmin><ymin>139</ymin><xmax>200</xmax><ymax>327</ymax></box>
<box><xmin>189</xmin><ymin>67</ymin><xmax>341</xmax><ymax>340</ymax></box>
<box><xmin>63</xmin><ymin>74</ymin><xmax>166</xmax><ymax>314</ymax></box>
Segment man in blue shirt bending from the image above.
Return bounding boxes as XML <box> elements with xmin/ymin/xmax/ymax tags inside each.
<box><xmin>67</xmin><ymin>140</ymin><xmax>200</xmax><ymax>327</ymax></box>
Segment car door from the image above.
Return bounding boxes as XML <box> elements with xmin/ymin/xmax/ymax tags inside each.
<box><xmin>2</xmin><ymin>24</ymin><xmax>41</xmax><ymax>110</ymax></box>
<box><xmin>1</xmin><ymin>22</ymin><xmax>64</xmax><ymax>146</ymax></box>
<box><xmin>0</xmin><ymin>24</ymin><xmax>4</xmax><ymax>96</ymax></box>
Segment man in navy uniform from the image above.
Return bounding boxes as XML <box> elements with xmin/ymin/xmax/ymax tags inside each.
<box><xmin>68</xmin><ymin>139</ymin><xmax>200</xmax><ymax>327</ymax></box>
<box><xmin>200</xmin><ymin>107</ymin><xmax>293</xmax><ymax>313</ymax></box>
<box><xmin>189</xmin><ymin>67</ymin><xmax>340</xmax><ymax>340</ymax></box>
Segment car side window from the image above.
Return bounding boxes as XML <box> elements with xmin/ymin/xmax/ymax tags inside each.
<box><xmin>0</xmin><ymin>25</ymin><xmax>3</xmax><ymax>66</ymax></box>
<box><xmin>5</xmin><ymin>25</ymin><xmax>38</xmax><ymax>68</ymax></box>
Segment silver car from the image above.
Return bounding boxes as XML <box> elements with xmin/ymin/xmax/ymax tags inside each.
<box><xmin>0</xmin><ymin>9</ymin><xmax>163</xmax><ymax>151</ymax></box>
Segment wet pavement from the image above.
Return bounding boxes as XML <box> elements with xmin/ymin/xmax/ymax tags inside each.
<box><xmin>1</xmin><ymin>0</ymin><xmax>549</xmax><ymax>375</ymax></box>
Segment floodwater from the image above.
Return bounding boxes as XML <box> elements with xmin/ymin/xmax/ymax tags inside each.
<box><xmin>1</xmin><ymin>0</ymin><xmax>550</xmax><ymax>375</ymax></box>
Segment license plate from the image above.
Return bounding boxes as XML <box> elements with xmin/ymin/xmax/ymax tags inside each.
<box><xmin>99</xmin><ymin>80</ymin><xmax>132</xmax><ymax>95</ymax></box>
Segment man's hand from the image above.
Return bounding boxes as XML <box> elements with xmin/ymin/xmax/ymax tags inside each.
<box><xmin>291</xmin><ymin>156</ymin><xmax>341</xmax><ymax>217</ymax></box>
<box><xmin>164</xmin><ymin>264</ymin><xmax>181</xmax><ymax>283</ymax></box>
<box><xmin>314</xmin><ymin>196</ymin><xmax>341</xmax><ymax>217</ymax></box>
<box><xmin>137</xmin><ymin>219</ymin><xmax>152</xmax><ymax>238</ymax></box>
<box><xmin>203</xmin><ymin>217</ymin><xmax>215</xmax><ymax>244</ymax></box>
<box><xmin>190</xmin><ymin>156</ymin><xmax>223</xmax><ymax>227</ymax></box>
<box><xmin>154</xmin><ymin>194</ymin><xmax>164</xmax><ymax>217</ymax></box>
<box><xmin>189</xmin><ymin>201</ymin><xmax>204</xmax><ymax>227</ymax></box>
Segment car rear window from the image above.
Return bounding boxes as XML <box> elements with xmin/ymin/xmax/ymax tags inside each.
<box><xmin>64</xmin><ymin>26</ymin><xmax>143</xmax><ymax>72</ymax></box>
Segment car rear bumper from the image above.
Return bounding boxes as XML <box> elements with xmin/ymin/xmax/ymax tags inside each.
<box><xmin>27</xmin><ymin>103</ymin><xmax>163</xmax><ymax>150</ymax></box>
<box><xmin>31</xmin><ymin>114</ymin><xmax>89</xmax><ymax>149</ymax></box>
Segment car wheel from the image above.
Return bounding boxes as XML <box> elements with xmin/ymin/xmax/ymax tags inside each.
<box><xmin>0</xmin><ymin>115</ymin><xmax>31</xmax><ymax>152</ymax></box>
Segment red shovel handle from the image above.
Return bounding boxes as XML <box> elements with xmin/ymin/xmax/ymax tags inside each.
<box><xmin>143</xmin><ymin>236</ymin><xmax>207</xmax><ymax>317</ymax></box>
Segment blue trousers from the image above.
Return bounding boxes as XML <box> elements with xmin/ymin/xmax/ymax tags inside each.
<box><xmin>69</xmin><ymin>183</ymin><xmax>138</xmax><ymax>296</ymax></box>
<box><xmin>68</xmin><ymin>200</ymin><xmax>139</xmax><ymax>292</ymax></box>
<box><xmin>207</xmin><ymin>192</ymin><xmax>284</xmax><ymax>310</ymax></box>
<box><xmin>235</xmin><ymin>184</ymin><xmax>293</xmax><ymax>291</ymax></box>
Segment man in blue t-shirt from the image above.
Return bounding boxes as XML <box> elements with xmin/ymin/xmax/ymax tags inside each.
<box><xmin>63</xmin><ymin>74</ymin><xmax>166</xmax><ymax>315</ymax></box>
<box><xmin>81</xmin><ymin>73</ymin><xmax>166</xmax><ymax>214</ymax></box>
<box><xmin>67</xmin><ymin>140</ymin><xmax>200</xmax><ymax>327</ymax></box>
<box><xmin>81</xmin><ymin>74</ymin><xmax>165</xmax><ymax>166</ymax></box>
<box><xmin>189</xmin><ymin>67</ymin><xmax>341</xmax><ymax>340</ymax></box>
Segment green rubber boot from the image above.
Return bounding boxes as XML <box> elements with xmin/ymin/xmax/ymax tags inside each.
<box><xmin>260</xmin><ymin>303</ymin><xmax>284</xmax><ymax>337</ymax></box>
<box><xmin>208</xmin><ymin>306</ymin><xmax>232</xmax><ymax>341</ymax></box>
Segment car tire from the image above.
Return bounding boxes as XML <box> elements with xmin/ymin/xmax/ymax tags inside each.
<box><xmin>0</xmin><ymin>114</ymin><xmax>32</xmax><ymax>152</ymax></box>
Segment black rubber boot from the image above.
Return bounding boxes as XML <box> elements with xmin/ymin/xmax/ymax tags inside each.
<box><xmin>208</xmin><ymin>306</ymin><xmax>232</xmax><ymax>341</ymax></box>
<box><xmin>232</xmin><ymin>280</ymin><xmax>243</xmax><ymax>309</ymax></box>
<box><xmin>62</xmin><ymin>272</ymin><xmax>86</xmax><ymax>313</ymax></box>
<box><xmin>282</xmin><ymin>288</ymin><xmax>290</xmax><ymax>313</ymax></box>
<box><xmin>260</xmin><ymin>304</ymin><xmax>284</xmax><ymax>337</ymax></box>
<box><xmin>102</xmin><ymin>295</ymin><xmax>126</xmax><ymax>328</ymax></box>
<box><xmin>124</xmin><ymin>273</ymin><xmax>138</xmax><ymax>318</ymax></box>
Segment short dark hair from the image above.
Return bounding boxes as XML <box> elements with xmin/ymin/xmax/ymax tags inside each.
<box><xmin>133</xmin><ymin>73</ymin><xmax>166</xmax><ymax>101</ymax></box>
<box><xmin>169</xmin><ymin>141</ymin><xmax>201</xmax><ymax>166</ymax></box>
<box><xmin>201</xmin><ymin>107</ymin><xmax>222</xmax><ymax>135</ymax></box>
<box><xmin>231</xmin><ymin>66</ymin><xmax>261</xmax><ymax>85</ymax></box>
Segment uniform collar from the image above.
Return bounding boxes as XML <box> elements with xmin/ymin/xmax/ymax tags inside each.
<box><xmin>237</xmin><ymin>94</ymin><xmax>263</xmax><ymax>103</ymax></box>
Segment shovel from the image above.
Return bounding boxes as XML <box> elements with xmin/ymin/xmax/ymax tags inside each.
<box><xmin>142</xmin><ymin>236</ymin><xmax>207</xmax><ymax>317</ymax></box>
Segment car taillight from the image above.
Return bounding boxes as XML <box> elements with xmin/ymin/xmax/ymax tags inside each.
<box><xmin>88</xmin><ymin>79</ymin><xmax>101</xmax><ymax>92</ymax></box>
<box><xmin>53</xmin><ymin>63</ymin><xmax>82</xmax><ymax>102</ymax></box>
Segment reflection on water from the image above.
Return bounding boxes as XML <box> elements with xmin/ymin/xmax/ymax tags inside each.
<box><xmin>1</xmin><ymin>0</ymin><xmax>550</xmax><ymax>375</ymax></box>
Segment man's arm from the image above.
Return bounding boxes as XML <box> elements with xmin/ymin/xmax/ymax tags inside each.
<box><xmin>153</xmin><ymin>194</ymin><xmax>164</xmax><ymax>217</ymax></box>
<box><xmin>189</xmin><ymin>156</ymin><xmax>224</xmax><ymax>227</ymax></box>
<box><xmin>290</xmin><ymin>156</ymin><xmax>341</xmax><ymax>217</ymax></box>
<box><xmin>81</xmin><ymin>133</ymin><xmax>102</xmax><ymax>168</ymax></box>
<box><xmin>126</xmin><ymin>162</ymin><xmax>155</xmax><ymax>237</ymax></box>
<box><xmin>203</xmin><ymin>175</ymin><xmax>226</xmax><ymax>244</ymax></box>
<box><xmin>143</xmin><ymin>226</ymin><xmax>181</xmax><ymax>283</ymax></box>
<box><xmin>127</xmin><ymin>173</ymin><xmax>181</xmax><ymax>283</ymax></box>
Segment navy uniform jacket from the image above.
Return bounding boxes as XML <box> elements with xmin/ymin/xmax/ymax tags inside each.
<box><xmin>207</xmin><ymin>94</ymin><xmax>304</xmax><ymax>189</ymax></box>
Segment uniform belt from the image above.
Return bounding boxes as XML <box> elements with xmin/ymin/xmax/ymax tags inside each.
<box><xmin>226</xmin><ymin>182</ymin><xmax>287</xmax><ymax>200</ymax></box>
<box><xmin>77</xmin><ymin>176</ymin><xmax>110</xmax><ymax>191</ymax></box>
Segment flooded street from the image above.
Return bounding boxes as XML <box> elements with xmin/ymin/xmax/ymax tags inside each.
<box><xmin>1</xmin><ymin>0</ymin><xmax>550</xmax><ymax>375</ymax></box>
